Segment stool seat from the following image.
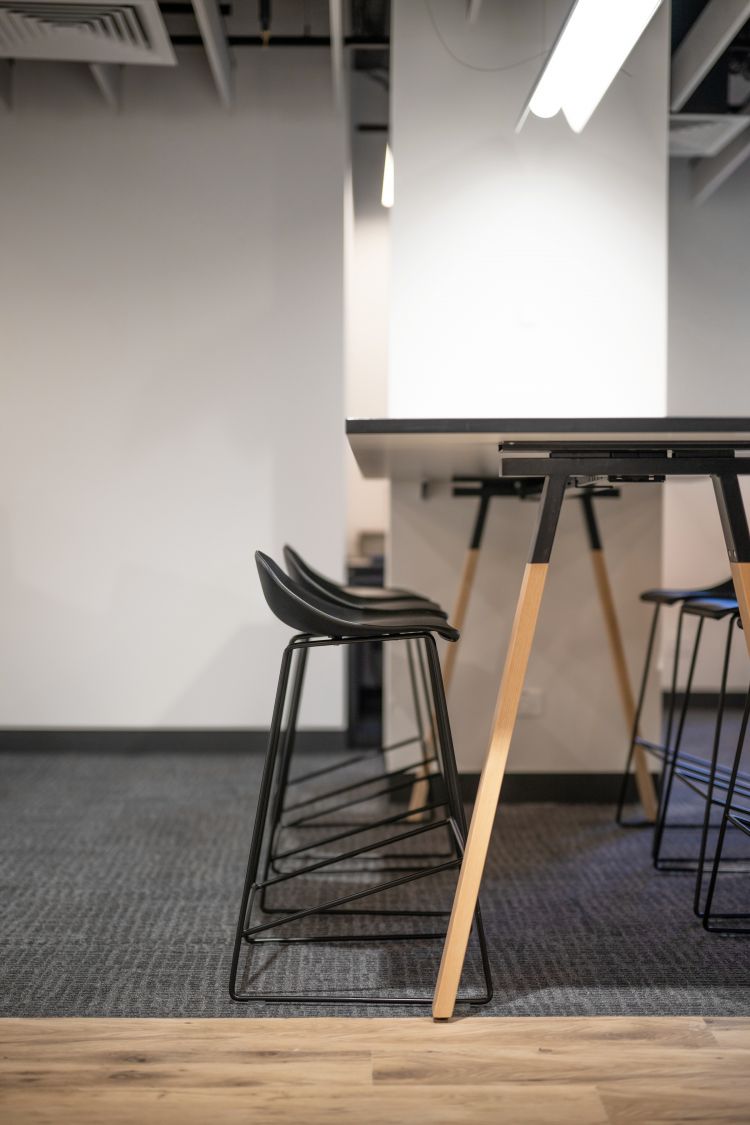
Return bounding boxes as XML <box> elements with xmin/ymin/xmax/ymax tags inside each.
<box><xmin>682</xmin><ymin>597</ymin><xmax>739</xmax><ymax>621</ymax></box>
<box><xmin>284</xmin><ymin>545</ymin><xmax>445</xmax><ymax>616</ymax></box>
<box><xmin>640</xmin><ymin>579</ymin><xmax>734</xmax><ymax>606</ymax></box>
<box><xmin>258</xmin><ymin>553</ymin><xmax>459</xmax><ymax>641</ymax></box>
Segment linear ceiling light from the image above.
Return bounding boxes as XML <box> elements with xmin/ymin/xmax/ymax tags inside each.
<box><xmin>381</xmin><ymin>143</ymin><xmax>394</xmax><ymax>208</ymax></box>
<box><xmin>516</xmin><ymin>0</ymin><xmax>663</xmax><ymax>134</ymax></box>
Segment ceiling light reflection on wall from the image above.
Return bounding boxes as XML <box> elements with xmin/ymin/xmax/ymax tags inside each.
<box><xmin>516</xmin><ymin>0</ymin><xmax>663</xmax><ymax>134</ymax></box>
<box><xmin>381</xmin><ymin>144</ymin><xmax>394</xmax><ymax>208</ymax></box>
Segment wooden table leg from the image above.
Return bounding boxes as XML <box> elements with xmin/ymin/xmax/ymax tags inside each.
<box><xmin>409</xmin><ymin>492</ymin><xmax>490</xmax><ymax>815</ymax></box>
<box><xmin>713</xmin><ymin>475</ymin><xmax>750</xmax><ymax>655</ymax></box>
<box><xmin>432</xmin><ymin>476</ymin><xmax>566</xmax><ymax>1020</ymax></box>
<box><xmin>443</xmin><ymin>492</ymin><xmax>490</xmax><ymax>692</ymax></box>
<box><xmin>580</xmin><ymin>493</ymin><xmax>658</xmax><ymax>822</ymax></box>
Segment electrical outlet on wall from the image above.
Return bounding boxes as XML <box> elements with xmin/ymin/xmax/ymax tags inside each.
<box><xmin>518</xmin><ymin>687</ymin><xmax>543</xmax><ymax>718</ymax></box>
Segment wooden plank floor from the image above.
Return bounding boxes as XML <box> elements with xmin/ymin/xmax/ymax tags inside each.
<box><xmin>2</xmin><ymin>1017</ymin><xmax>750</xmax><ymax>1124</ymax></box>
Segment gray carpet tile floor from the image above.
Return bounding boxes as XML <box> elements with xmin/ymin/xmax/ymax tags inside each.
<box><xmin>2</xmin><ymin>714</ymin><xmax>750</xmax><ymax>1017</ymax></box>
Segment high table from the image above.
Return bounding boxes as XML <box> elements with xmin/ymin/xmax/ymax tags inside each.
<box><xmin>347</xmin><ymin>417</ymin><xmax>750</xmax><ymax>1019</ymax></box>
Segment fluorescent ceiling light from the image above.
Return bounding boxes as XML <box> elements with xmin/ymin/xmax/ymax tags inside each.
<box><xmin>381</xmin><ymin>143</ymin><xmax>394</xmax><ymax>208</ymax></box>
<box><xmin>517</xmin><ymin>0</ymin><xmax>663</xmax><ymax>134</ymax></box>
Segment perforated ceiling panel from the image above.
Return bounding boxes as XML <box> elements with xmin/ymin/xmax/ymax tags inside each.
<box><xmin>0</xmin><ymin>0</ymin><xmax>176</xmax><ymax>64</ymax></box>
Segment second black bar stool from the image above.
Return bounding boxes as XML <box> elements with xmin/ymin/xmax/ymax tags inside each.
<box><xmin>616</xmin><ymin>578</ymin><xmax>734</xmax><ymax>823</ymax></box>
<box><xmin>269</xmin><ymin>545</ymin><xmax>451</xmax><ymax>871</ymax></box>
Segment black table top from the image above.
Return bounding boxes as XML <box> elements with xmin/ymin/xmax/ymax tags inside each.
<box><xmin>347</xmin><ymin>418</ymin><xmax>750</xmax><ymax>480</ymax></box>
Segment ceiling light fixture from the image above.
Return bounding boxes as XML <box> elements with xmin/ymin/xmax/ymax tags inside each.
<box><xmin>381</xmin><ymin>143</ymin><xmax>394</xmax><ymax>208</ymax></box>
<box><xmin>516</xmin><ymin>0</ymin><xmax>663</xmax><ymax>134</ymax></box>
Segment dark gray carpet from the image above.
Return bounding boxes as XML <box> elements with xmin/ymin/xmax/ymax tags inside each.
<box><xmin>2</xmin><ymin>717</ymin><xmax>749</xmax><ymax>1017</ymax></box>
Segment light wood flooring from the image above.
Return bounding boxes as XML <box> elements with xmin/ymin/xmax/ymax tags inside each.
<box><xmin>2</xmin><ymin>1017</ymin><xmax>750</xmax><ymax>1124</ymax></box>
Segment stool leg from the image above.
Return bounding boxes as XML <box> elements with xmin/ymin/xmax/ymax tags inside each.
<box><xmin>408</xmin><ymin>492</ymin><xmax>490</xmax><ymax>816</ymax></box>
<box><xmin>581</xmin><ymin>492</ymin><xmax>657</xmax><ymax>822</ymax></box>
<box><xmin>422</xmin><ymin>632</ymin><xmax>493</xmax><ymax>1003</ymax></box>
<box><xmin>432</xmin><ymin>475</ymin><xmax>565</xmax><ymax>1020</ymax></box>
<box><xmin>616</xmin><ymin>604</ymin><xmax>660</xmax><ymax>823</ymax></box>
<box><xmin>406</xmin><ymin>639</ymin><xmax>437</xmax><ymax>820</ymax></box>
<box><xmin>694</xmin><ymin>615</ymin><xmax>736</xmax><ymax>915</ymax></box>
<box><xmin>650</xmin><ymin>606</ymin><xmax>686</xmax><ymax>815</ymax></box>
<box><xmin>713</xmin><ymin>476</ymin><xmax>750</xmax><ymax>658</ymax></box>
<box><xmin>652</xmin><ymin>612</ymin><xmax>704</xmax><ymax>865</ymax></box>
<box><xmin>229</xmin><ymin>643</ymin><xmax>293</xmax><ymax>1000</ymax></box>
<box><xmin>262</xmin><ymin>645</ymin><xmax>309</xmax><ymax>883</ymax></box>
<box><xmin>421</xmin><ymin>635</ymin><xmax>465</xmax><ymax>834</ymax></box>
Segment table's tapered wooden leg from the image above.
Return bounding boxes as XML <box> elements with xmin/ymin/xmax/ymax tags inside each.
<box><xmin>731</xmin><ymin>561</ymin><xmax>750</xmax><ymax>646</ymax></box>
<box><xmin>442</xmin><ymin>547</ymin><xmax>485</xmax><ymax>692</ymax></box>
<box><xmin>580</xmin><ymin>493</ymin><xmax>658</xmax><ymax>822</ymax></box>
<box><xmin>432</xmin><ymin>476</ymin><xmax>566</xmax><ymax>1020</ymax></box>
<box><xmin>713</xmin><ymin>475</ymin><xmax>750</xmax><ymax>655</ymax></box>
<box><xmin>408</xmin><ymin>494</ymin><xmax>489</xmax><ymax>815</ymax></box>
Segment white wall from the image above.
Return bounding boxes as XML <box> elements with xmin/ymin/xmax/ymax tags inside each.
<box><xmin>385</xmin><ymin>0</ymin><xmax>669</xmax><ymax>773</ymax></box>
<box><xmin>389</xmin><ymin>0</ymin><xmax>669</xmax><ymax>418</ymax></box>
<box><xmin>0</xmin><ymin>50</ymin><xmax>346</xmax><ymax>728</ymax></box>
<box><xmin>665</xmin><ymin>158</ymin><xmax>750</xmax><ymax>691</ymax></box>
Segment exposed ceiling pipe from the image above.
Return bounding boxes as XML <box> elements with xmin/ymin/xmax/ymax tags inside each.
<box><xmin>192</xmin><ymin>0</ymin><xmax>234</xmax><ymax>107</ymax></box>
<box><xmin>329</xmin><ymin>0</ymin><xmax>344</xmax><ymax>108</ymax></box>
<box><xmin>259</xmin><ymin>0</ymin><xmax>271</xmax><ymax>45</ymax></box>
<box><xmin>169</xmin><ymin>35</ymin><xmax>388</xmax><ymax>48</ymax></box>
<box><xmin>90</xmin><ymin>62</ymin><xmax>122</xmax><ymax>110</ymax></box>
<box><xmin>0</xmin><ymin>59</ymin><xmax>12</xmax><ymax>110</ymax></box>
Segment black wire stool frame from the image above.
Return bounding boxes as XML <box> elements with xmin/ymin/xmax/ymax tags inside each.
<box><xmin>695</xmin><ymin>684</ymin><xmax>750</xmax><ymax>934</ymax></box>
<box><xmin>263</xmin><ymin>635</ymin><xmax>452</xmax><ymax>885</ymax></box>
<box><xmin>651</xmin><ymin>609</ymin><xmax>743</xmax><ymax>874</ymax></box>
<box><xmin>615</xmin><ymin>584</ymin><xmax>734</xmax><ymax>829</ymax></box>
<box><xmin>228</xmin><ymin>629</ymin><xmax>493</xmax><ymax>1007</ymax></box>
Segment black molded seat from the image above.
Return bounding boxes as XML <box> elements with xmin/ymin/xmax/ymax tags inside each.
<box><xmin>283</xmin><ymin>545</ymin><xmax>444</xmax><ymax>615</ymax></box>
<box><xmin>682</xmin><ymin>596</ymin><xmax>739</xmax><ymax>621</ymax></box>
<box><xmin>258</xmin><ymin>552</ymin><xmax>458</xmax><ymax>641</ymax></box>
<box><xmin>640</xmin><ymin>579</ymin><xmax>734</xmax><ymax>606</ymax></box>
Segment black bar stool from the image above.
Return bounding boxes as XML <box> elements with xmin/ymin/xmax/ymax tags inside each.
<box><xmin>651</xmin><ymin>596</ymin><xmax>740</xmax><ymax>871</ymax></box>
<box><xmin>699</xmin><ymin>678</ymin><xmax>750</xmax><ymax>934</ymax></box>
<box><xmin>269</xmin><ymin>546</ymin><xmax>451</xmax><ymax>871</ymax></box>
<box><xmin>228</xmin><ymin>552</ymin><xmax>493</xmax><ymax>1007</ymax></box>
<box><xmin>257</xmin><ymin>550</ymin><xmax>457</xmax><ymax>900</ymax></box>
<box><xmin>616</xmin><ymin>578</ymin><xmax>734</xmax><ymax>824</ymax></box>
